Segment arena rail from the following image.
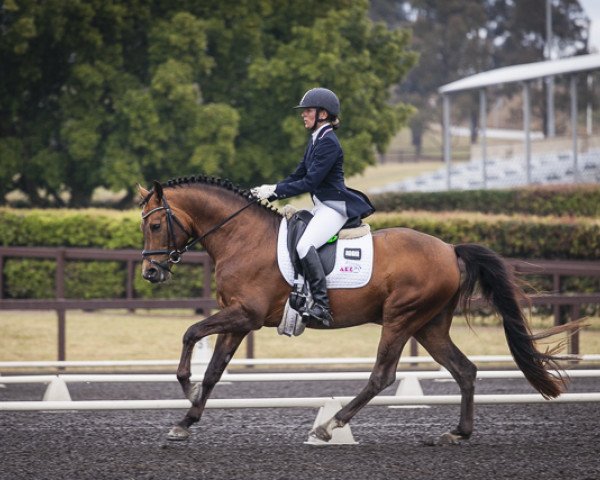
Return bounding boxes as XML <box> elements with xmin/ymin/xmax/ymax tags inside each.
<box><xmin>1</xmin><ymin>354</ymin><xmax>600</xmax><ymax>370</ymax></box>
<box><xmin>3</xmin><ymin>367</ymin><xmax>600</xmax><ymax>410</ymax></box>
<box><xmin>2</xmin><ymin>368</ymin><xmax>600</xmax><ymax>387</ymax></box>
<box><xmin>3</xmin><ymin>393</ymin><xmax>599</xmax><ymax>412</ymax></box>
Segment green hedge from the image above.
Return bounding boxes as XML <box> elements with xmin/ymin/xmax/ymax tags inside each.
<box><xmin>1</xmin><ymin>207</ymin><xmax>599</xmax><ymax>300</ymax></box>
<box><xmin>369</xmin><ymin>211</ymin><xmax>600</xmax><ymax>260</ymax></box>
<box><xmin>0</xmin><ymin>208</ymin><xmax>205</xmax><ymax>299</ymax></box>
<box><xmin>371</xmin><ymin>184</ymin><xmax>600</xmax><ymax>217</ymax></box>
<box><xmin>0</xmin><ymin>208</ymin><xmax>141</xmax><ymax>248</ymax></box>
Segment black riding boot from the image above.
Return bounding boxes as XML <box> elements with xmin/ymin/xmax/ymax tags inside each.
<box><xmin>300</xmin><ymin>246</ymin><xmax>333</xmax><ymax>327</ymax></box>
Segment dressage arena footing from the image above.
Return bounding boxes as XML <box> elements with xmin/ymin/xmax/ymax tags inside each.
<box><xmin>2</xmin><ymin>373</ymin><xmax>600</xmax><ymax>446</ymax></box>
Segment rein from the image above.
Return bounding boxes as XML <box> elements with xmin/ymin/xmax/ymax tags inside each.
<box><xmin>142</xmin><ymin>194</ymin><xmax>259</xmax><ymax>272</ymax></box>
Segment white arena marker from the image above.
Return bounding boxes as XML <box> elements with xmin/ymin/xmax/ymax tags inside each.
<box><xmin>305</xmin><ymin>398</ymin><xmax>357</xmax><ymax>446</ymax></box>
<box><xmin>390</xmin><ymin>375</ymin><xmax>429</xmax><ymax>409</ymax></box>
<box><xmin>42</xmin><ymin>377</ymin><xmax>72</xmax><ymax>402</ymax></box>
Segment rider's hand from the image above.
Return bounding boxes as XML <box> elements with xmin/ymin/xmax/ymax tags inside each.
<box><xmin>251</xmin><ymin>184</ymin><xmax>277</xmax><ymax>200</ymax></box>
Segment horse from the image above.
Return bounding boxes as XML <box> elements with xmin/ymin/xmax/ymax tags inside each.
<box><xmin>139</xmin><ymin>175</ymin><xmax>580</xmax><ymax>445</ymax></box>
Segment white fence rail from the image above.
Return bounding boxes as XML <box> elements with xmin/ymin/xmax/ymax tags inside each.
<box><xmin>3</xmin><ymin>369</ymin><xmax>600</xmax><ymax>385</ymax></box>
<box><xmin>3</xmin><ymin>393</ymin><xmax>600</xmax><ymax>412</ymax></box>
<box><xmin>1</xmin><ymin>354</ymin><xmax>599</xmax><ymax>370</ymax></box>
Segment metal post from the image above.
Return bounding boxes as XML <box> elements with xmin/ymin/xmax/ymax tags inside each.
<box><xmin>443</xmin><ymin>94</ymin><xmax>452</xmax><ymax>190</ymax></box>
<box><xmin>479</xmin><ymin>89</ymin><xmax>488</xmax><ymax>188</ymax></box>
<box><xmin>547</xmin><ymin>77</ymin><xmax>555</xmax><ymax>138</ymax></box>
<box><xmin>523</xmin><ymin>82</ymin><xmax>532</xmax><ymax>184</ymax></box>
<box><xmin>546</xmin><ymin>0</ymin><xmax>555</xmax><ymax>137</ymax></box>
<box><xmin>586</xmin><ymin>75</ymin><xmax>593</xmax><ymax>136</ymax></box>
<box><xmin>571</xmin><ymin>75</ymin><xmax>579</xmax><ymax>182</ymax></box>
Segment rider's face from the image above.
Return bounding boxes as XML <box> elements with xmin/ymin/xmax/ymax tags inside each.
<box><xmin>301</xmin><ymin>108</ymin><xmax>328</xmax><ymax>130</ymax></box>
<box><xmin>301</xmin><ymin>108</ymin><xmax>317</xmax><ymax>129</ymax></box>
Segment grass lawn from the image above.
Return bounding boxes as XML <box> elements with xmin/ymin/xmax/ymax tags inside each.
<box><xmin>0</xmin><ymin>310</ymin><xmax>597</xmax><ymax>366</ymax></box>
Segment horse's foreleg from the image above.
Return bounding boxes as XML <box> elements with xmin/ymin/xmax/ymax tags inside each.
<box><xmin>169</xmin><ymin>306</ymin><xmax>252</xmax><ymax>440</ymax></box>
<box><xmin>310</xmin><ymin>328</ymin><xmax>409</xmax><ymax>442</ymax></box>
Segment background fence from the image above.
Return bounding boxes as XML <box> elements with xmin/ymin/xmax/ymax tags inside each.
<box><xmin>1</xmin><ymin>246</ymin><xmax>598</xmax><ymax>361</ymax></box>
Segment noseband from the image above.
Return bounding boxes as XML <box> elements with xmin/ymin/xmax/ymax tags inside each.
<box><xmin>141</xmin><ymin>194</ymin><xmax>259</xmax><ymax>273</ymax></box>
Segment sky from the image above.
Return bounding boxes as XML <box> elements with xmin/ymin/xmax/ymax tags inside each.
<box><xmin>580</xmin><ymin>0</ymin><xmax>600</xmax><ymax>53</ymax></box>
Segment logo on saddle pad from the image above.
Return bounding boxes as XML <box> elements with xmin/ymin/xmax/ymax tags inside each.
<box><xmin>339</xmin><ymin>262</ymin><xmax>361</xmax><ymax>274</ymax></box>
<box><xmin>277</xmin><ymin>218</ymin><xmax>373</xmax><ymax>289</ymax></box>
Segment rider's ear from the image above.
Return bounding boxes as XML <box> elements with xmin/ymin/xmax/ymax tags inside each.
<box><xmin>152</xmin><ymin>180</ymin><xmax>164</xmax><ymax>201</ymax></box>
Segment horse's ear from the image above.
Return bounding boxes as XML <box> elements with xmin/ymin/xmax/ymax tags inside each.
<box><xmin>153</xmin><ymin>180</ymin><xmax>163</xmax><ymax>201</ymax></box>
<box><xmin>138</xmin><ymin>184</ymin><xmax>149</xmax><ymax>200</ymax></box>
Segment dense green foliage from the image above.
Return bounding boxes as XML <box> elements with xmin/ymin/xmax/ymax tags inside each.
<box><xmin>371</xmin><ymin>185</ymin><xmax>600</xmax><ymax>217</ymax></box>
<box><xmin>1</xmin><ymin>206</ymin><xmax>598</xmax><ymax>299</ymax></box>
<box><xmin>371</xmin><ymin>212</ymin><xmax>600</xmax><ymax>260</ymax></box>
<box><xmin>0</xmin><ymin>0</ymin><xmax>416</xmax><ymax>207</ymax></box>
<box><xmin>0</xmin><ymin>209</ymin><xmax>206</xmax><ymax>299</ymax></box>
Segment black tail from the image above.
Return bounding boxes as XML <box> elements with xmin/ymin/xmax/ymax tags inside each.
<box><xmin>455</xmin><ymin>243</ymin><xmax>580</xmax><ymax>399</ymax></box>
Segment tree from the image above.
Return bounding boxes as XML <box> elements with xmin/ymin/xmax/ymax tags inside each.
<box><xmin>0</xmin><ymin>0</ymin><xmax>416</xmax><ymax>207</ymax></box>
<box><xmin>0</xmin><ymin>1</ymin><xmax>238</xmax><ymax>207</ymax></box>
<box><xmin>240</xmin><ymin>2</ymin><xmax>416</xmax><ymax>181</ymax></box>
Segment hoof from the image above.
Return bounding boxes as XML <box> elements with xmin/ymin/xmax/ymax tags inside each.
<box><xmin>167</xmin><ymin>425</ymin><xmax>191</xmax><ymax>441</ymax></box>
<box><xmin>309</xmin><ymin>425</ymin><xmax>332</xmax><ymax>443</ymax></box>
<box><xmin>424</xmin><ymin>432</ymin><xmax>463</xmax><ymax>447</ymax></box>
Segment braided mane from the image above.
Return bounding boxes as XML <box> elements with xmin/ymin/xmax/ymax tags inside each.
<box><xmin>145</xmin><ymin>175</ymin><xmax>282</xmax><ymax>217</ymax></box>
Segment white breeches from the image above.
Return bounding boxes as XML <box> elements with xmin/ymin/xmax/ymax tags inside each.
<box><xmin>296</xmin><ymin>197</ymin><xmax>348</xmax><ymax>259</ymax></box>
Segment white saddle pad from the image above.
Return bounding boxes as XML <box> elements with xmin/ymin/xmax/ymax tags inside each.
<box><xmin>277</xmin><ymin>218</ymin><xmax>374</xmax><ymax>289</ymax></box>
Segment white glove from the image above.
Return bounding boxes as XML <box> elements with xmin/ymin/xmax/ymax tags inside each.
<box><xmin>251</xmin><ymin>184</ymin><xmax>277</xmax><ymax>200</ymax></box>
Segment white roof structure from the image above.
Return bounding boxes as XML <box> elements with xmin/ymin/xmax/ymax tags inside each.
<box><xmin>439</xmin><ymin>53</ymin><xmax>600</xmax><ymax>94</ymax></box>
<box><xmin>429</xmin><ymin>54</ymin><xmax>600</xmax><ymax>192</ymax></box>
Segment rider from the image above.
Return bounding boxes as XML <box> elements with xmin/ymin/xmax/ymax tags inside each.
<box><xmin>251</xmin><ymin>87</ymin><xmax>374</xmax><ymax>326</ymax></box>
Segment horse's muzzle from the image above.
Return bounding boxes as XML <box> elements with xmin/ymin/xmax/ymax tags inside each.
<box><xmin>142</xmin><ymin>265</ymin><xmax>171</xmax><ymax>283</ymax></box>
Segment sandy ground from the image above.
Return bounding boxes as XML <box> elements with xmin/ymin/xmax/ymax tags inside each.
<box><xmin>0</xmin><ymin>373</ymin><xmax>599</xmax><ymax>480</ymax></box>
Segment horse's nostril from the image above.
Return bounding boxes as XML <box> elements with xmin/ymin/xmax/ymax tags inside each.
<box><xmin>143</xmin><ymin>267</ymin><xmax>158</xmax><ymax>280</ymax></box>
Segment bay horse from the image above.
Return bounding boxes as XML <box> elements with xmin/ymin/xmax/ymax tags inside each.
<box><xmin>139</xmin><ymin>176</ymin><xmax>579</xmax><ymax>445</ymax></box>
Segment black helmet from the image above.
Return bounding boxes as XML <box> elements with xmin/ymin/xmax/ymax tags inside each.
<box><xmin>294</xmin><ymin>88</ymin><xmax>340</xmax><ymax>116</ymax></box>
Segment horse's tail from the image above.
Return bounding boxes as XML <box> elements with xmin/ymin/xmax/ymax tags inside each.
<box><xmin>454</xmin><ymin>243</ymin><xmax>581</xmax><ymax>399</ymax></box>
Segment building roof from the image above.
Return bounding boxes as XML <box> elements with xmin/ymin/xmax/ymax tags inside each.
<box><xmin>439</xmin><ymin>53</ymin><xmax>600</xmax><ymax>94</ymax></box>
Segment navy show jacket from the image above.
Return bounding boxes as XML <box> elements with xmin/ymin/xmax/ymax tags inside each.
<box><xmin>274</xmin><ymin>126</ymin><xmax>375</xmax><ymax>220</ymax></box>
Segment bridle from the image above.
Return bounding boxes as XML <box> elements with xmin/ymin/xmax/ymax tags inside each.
<box><xmin>141</xmin><ymin>193</ymin><xmax>259</xmax><ymax>273</ymax></box>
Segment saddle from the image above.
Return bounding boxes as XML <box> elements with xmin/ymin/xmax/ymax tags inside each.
<box><xmin>279</xmin><ymin>206</ymin><xmax>371</xmax><ymax>336</ymax></box>
<box><xmin>284</xmin><ymin>206</ymin><xmax>368</xmax><ymax>277</ymax></box>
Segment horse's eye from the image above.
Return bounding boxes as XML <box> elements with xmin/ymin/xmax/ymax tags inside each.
<box><xmin>151</xmin><ymin>223</ymin><xmax>161</xmax><ymax>231</ymax></box>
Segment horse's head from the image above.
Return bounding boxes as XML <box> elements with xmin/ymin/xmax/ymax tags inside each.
<box><xmin>139</xmin><ymin>181</ymin><xmax>193</xmax><ymax>283</ymax></box>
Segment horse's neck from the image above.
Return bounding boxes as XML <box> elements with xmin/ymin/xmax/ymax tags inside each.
<box><xmin>183</xmin><ymin>189</ymin><xmax>279</xmax><ymax>262</ymax></box>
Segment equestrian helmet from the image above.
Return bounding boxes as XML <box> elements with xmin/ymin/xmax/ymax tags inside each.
<box><xmin>294</xmin><ymin>88</ymin><xmax>340</xmax><ymax>116</ymax></box>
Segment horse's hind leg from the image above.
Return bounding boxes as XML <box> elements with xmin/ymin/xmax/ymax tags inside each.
<box><xmin>310</xmin><ymin>324</ymin><xmax>410</xmax><ymax>442</ymax></box>
<box><xmin>414</xmin><ymin>309</ymin><xmax>477</xmax><ymax>445</ymax></box>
